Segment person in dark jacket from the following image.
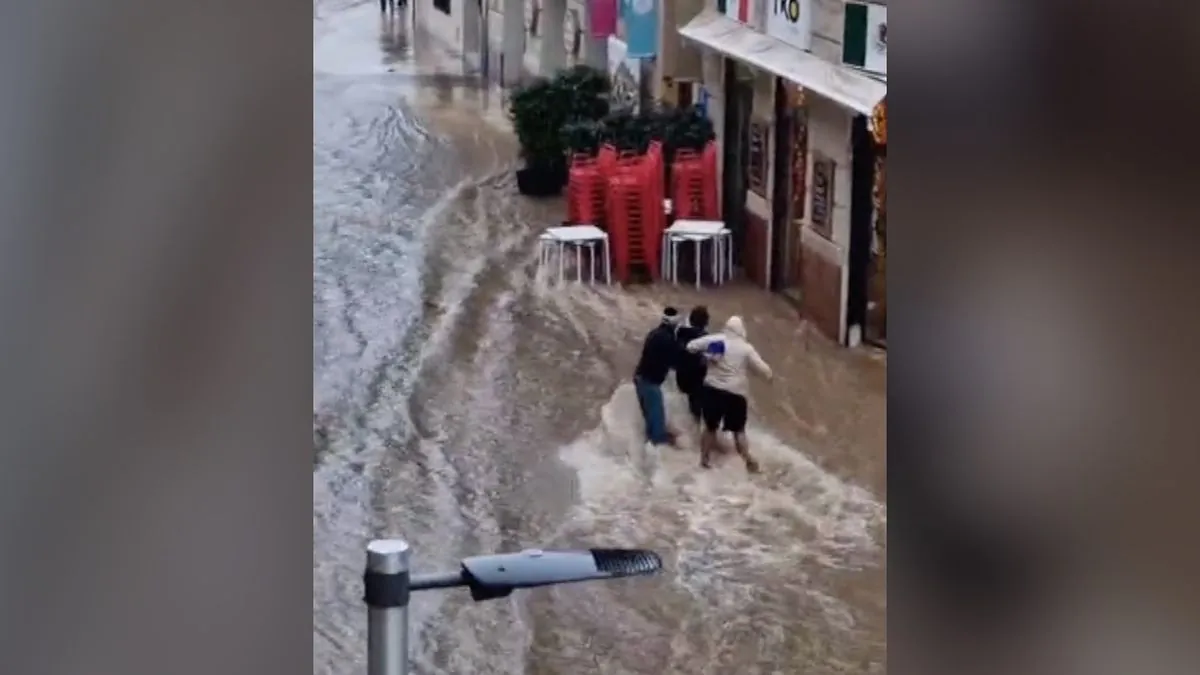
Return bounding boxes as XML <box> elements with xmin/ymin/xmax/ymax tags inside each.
<box><xmin>674</xmin><ymin>306</ymin><xmax>710</xmax><ymax>430</ymax></box>
<box><xmin>634</xmin><ymin>306</ymin><xmax>681</xmax><ymax>446</ymax></box>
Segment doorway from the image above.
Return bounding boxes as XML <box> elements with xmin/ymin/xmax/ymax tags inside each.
<box><xmin>721</xmin><ymin>59</ymin><xmax>753</xmax><ymax>268</ymax></box>
<box><xmin>846</xmin><ymin>114</ymin><xmax>876</xmax><ymax>345</ymax></box>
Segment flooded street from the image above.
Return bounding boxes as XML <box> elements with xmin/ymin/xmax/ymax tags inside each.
<box><xmin>313</xmin><ymin>3</ymin><xmax>887</xmax><ymax>674</ymax></box>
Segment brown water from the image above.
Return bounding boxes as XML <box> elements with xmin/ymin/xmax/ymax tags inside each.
<box><xmin>314</xmin><ymin>4</ymin><xmax>886</xmax><ymax>674</ymax></box>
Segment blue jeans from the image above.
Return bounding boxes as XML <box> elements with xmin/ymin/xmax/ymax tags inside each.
<box><xmin>634</xmin><ymin>376</ymin><xmax>670</xmax><ymax>444</ymax></box>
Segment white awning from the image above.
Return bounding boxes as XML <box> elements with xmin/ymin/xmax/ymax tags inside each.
<box><xmin>678</xmin><ymin>11</ymin><xmax>886</xmax><ymax>115</ymax></box>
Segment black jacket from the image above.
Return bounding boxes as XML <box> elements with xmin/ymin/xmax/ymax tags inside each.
<box><xmin>634</xmin><ymin>323</ymin><xmax>679</xmax><ymax>385</ymax></box>
<box><xmin>673</xmin><ymin>324</ymin><xmax>708</xmax><ymax>392</ymax></box>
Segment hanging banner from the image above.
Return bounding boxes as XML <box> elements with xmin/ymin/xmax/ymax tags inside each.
<box><xmin>588</xmin><ymin>0</ymin><xmax>618</xmax><ymax>38</ymax></box>
<box><xmin>843</xmin><ymin>3</ymin><xmax>886</xmax><ymax>75</ymax></box>
<box><xmin>622</xmin><ymin>0</ymin><xmax>658</xmax><ymax>58</ymax></box>
<box><xmin>607</xmin><ymin>37</ymin><xmax>641</xmax><ymax>111</ymax></box>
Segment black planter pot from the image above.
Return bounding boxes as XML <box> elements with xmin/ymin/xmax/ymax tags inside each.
<box><xmin>516</xmin><ymin>164</ymin><xmax>566</xmax><ymax>197</ymax></box>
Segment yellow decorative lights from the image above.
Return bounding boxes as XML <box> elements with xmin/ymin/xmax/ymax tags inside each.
<box><xmin>870</xmin><ymin>99</ymin><xmax>886</xmax><ymax>146</ymax></box>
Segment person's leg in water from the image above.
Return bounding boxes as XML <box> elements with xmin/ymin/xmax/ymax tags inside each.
<box><xmin>634</xmin><ymin>376</ymin><xmax>651</xmax><ymax>439</ymax></box>
<box><xmin>686</xmin><ymin>387</ymin><xmax>704</xmax><ymax>436</ymax></box>
<box><xmin>698</xmin><ymin>385</ymin><xmax>724</xmax><ymax>468</ymax></box>
<box><xmin>723</xmin><ymin>393</ymin><xmax>758</xmax><ymax>473</ymax></box>
<box><xmin>634</xmin><ymin>377</ymin><xmax>671</xmax><ymax>445</ymax></box>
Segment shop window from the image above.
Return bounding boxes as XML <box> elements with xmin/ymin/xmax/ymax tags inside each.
<box><xmin>434</xmin><ymin>0</ymin><xmax>451</xmax><ymax>14</ymax></box>
<box><xmin>747</xmin><ymin>119</ymin><xmax>769</xmax><ymax>198</ymax></box>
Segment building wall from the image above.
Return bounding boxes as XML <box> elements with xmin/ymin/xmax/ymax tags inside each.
<box><xmin>743</xmin><ymin>68</ymin><xmax>774</xmax><ymax>288</ymax></box>
<box><xmin>809</xmin><ymin>0</ymin><xmax>847</xmax><ymax>63</ymax></box>
<box><xmin>521</xmin><ymin>0</ymin><xmax>585</xmax><ymax>76</ymax></box>
<box><xmin>799</xmin><ymin>94</ymin><xmax>853</xmax><ymax>343</ymax></box>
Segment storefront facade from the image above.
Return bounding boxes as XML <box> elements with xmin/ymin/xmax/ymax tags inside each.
<box><xmin>679</xmin><ymin>0</ymin><xmax>886</xmax><ymax>346</ymax></box>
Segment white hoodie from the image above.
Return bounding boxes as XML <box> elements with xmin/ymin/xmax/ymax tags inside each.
<box><xmin>685</xmin><ymin>316</ymin><xmax>772</xmax><ymax>397</ymax></box>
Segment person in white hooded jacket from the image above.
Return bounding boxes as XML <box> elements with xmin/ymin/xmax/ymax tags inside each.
<box><xmin>685</xmin><ymin>315</ymin><xmax>773</xmax><ymax>472</ymax></box>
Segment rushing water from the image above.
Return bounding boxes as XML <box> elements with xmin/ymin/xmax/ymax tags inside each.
<box><xmin>314</xmin><ymin>3</ymin><xmax>887</xmax><ymax>674</ymax></box>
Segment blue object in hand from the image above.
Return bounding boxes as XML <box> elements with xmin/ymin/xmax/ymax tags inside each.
<box><xmin>706</xmin><ymin>340</ymin><xmax>726</xmax><ymax>356</ymax></box>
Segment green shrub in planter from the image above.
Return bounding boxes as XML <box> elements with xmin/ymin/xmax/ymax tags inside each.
<box><xmin>594</xmin><ymin>103</ymin><xmax>716</xmax><ymax>160</ymax></box>
<box><xmin>601</xmin><ymin>107</ymin><xmax>654</xmax><ymax>154</ymax></box>
<box><xmin>509</xmin><ymin>77</ymin><xmax>564</xmax><ymax>172</ymax></box>
<box><xmin>659</xmin><ymin>104</ymin><xmax>716</xmax><ymax>162</ymax></box>
<box><xmin>561</xmin><ymin>119</ymin><xmax>606</xmax><ymax>158</ymax></box>
<box><xmin>509</xmin><ymin>67</ymin><xmax>612</xmax><ymax>173</ymax></box>
<box><xmin>553</xmin><ymin>65</ymin><xmax>611</xmax><ymax>122</ymax></box>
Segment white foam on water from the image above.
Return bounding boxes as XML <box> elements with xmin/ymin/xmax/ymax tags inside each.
<box><xmin>557</xmin><ymin>382</ymin><xmax>886</xmax><ymax>629</ymax></box>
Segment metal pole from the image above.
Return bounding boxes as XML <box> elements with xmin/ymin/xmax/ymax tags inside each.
<box><xmin>364</xmin><ymin>539</ymin><xmax>412</xmax><ymax>675</ymax></box>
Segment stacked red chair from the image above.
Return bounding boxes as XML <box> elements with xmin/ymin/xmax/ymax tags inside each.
<box><xmin>671</xmin><ymin>151</ymin><xmax>709</xmax><ymax>220</ymax></box>
<box><xmin>597</xmin><ymin>144</ymin><xmax>618</xmax><ymax>182</ymax></box>
<box><xmin>641</xmin><ymin>147</ymin><xmax>666</xmax><ymax>278</ymax></box>
<box><xmin>566</xmin><ymin>154</ymin><xmax>607</xmax><ymax>226</ymax></box>
<box><xmin>701</xmin><ymin>141</ymin><xmax>720</xmax><ymax>216</ymax></box>
<box><xmin>606</xmin><ymin>172</ymin><xmax>647</xmax><ymax>283</ymax></box>
<box><xmin>668</xmin><ymin>143</ymin><xmax>721</xmax><ymax>220</ymax></box>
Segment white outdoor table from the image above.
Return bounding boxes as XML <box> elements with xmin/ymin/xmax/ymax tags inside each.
<box><xmin>538</xmin><ymin>224</ymin><xmax>611</xmax><ymax>285</ymax></box>
<box><xmin>661</xmin><ymin>219</ymin><xmax>732</xmax><ymax>289</ymax></box>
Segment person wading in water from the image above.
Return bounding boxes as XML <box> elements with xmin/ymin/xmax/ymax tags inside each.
<box><xmin>633</xmin><ymin>307</ymin><xmax>681</xmax><ymax>447</ymax></box>
<box><xmin>673</xmin><ymin>306</ymin><xmax>710</xmax><ymax>435</ymax></box>
<box><xmin>685</xmin><ymin>315</ymin><xmax>773</xmax><ymax>472</ymax></box>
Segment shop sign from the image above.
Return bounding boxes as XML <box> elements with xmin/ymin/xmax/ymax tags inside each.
<box><xmin>748</xmin><ymin>119</ymin><xmax>769</xmax><ymax>199</ymax></box>
<box><xmin>810</xmin><ymin>153</ymin><xmax>835</xmax><ymax>240</ymax></box>
<box><xmin>766</xmin><ymin>0</ymin><xmax>813</xmax><ymax>52</ymax></box>
<box><xmin>842</xmin><ymin>3</ymin><xmax>886</xmax><ymax>75</ymax></box>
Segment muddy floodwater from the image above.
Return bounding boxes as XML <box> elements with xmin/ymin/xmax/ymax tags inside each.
<box><xmin>314</xmin><ymin>3</ymin><xmax>887</xmax><ymax>674</ymax></box>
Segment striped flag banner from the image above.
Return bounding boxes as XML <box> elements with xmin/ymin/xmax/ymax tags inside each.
<box><xmin>842</xmin><ymin>3</ymin><xmax>887</xmax><ymax>75</ymax></box>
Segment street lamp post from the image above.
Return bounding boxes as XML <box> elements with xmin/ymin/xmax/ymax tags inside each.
<box><xmin>363</xmin><ymin>539</ymin><xmax>663</xmax><ymax>675</ymax></box>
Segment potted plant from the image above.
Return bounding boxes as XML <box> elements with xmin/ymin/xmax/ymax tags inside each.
<box><xmin>561</xmin><ymin>119</ymin><xmax>605</xmax><ymax>158</ymax></box>
<box><xmin>554</xmin><ymin>65</ymin><xmax>611</xmax><ymax>121</ymax></box>
<box><xmin>510</xmin><ymin>77</ymin><xmax>566</xmax><ymax>196</ymax></box>
<box><xmin>510</xmin><ymin>66</ymin><xmax>611</xmax><ymax>197</ymax></box>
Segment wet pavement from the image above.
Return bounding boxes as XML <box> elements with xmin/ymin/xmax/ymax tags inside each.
<box><xmin>313</xmin><ymin>3</ymin><xmax>887</xmax><ymax>674</ymax></box>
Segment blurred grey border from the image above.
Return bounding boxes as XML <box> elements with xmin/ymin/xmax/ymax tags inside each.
<box><xmin>895</xmin><ymin>1</ymin><xmax>1200</xmax><ymax>674</ymax></box>
<box><xmin>0</xmin><ymin>1</ymin><xmax>311</xmax><ymax>674</ymax></box>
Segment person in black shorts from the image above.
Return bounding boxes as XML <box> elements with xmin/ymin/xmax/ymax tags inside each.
<box><xmin>685</xmin><ymin>316</ymin><xmax>773</xmax><ymax>472</ymax></box>
<box><xmin>673</xmin><ymin>306</ymin><xmax>710</xmax><ymax>431</ymax></box>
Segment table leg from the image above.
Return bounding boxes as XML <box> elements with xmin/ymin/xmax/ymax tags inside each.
<box><xmin>710</xmin><ymin>238</ymin><xmax>717</xmax><ymax>285</ymax></box>
<box><xmin>661</xmin><ymin>233</ymin><xmax>668</xmax><ymax>282</ymax></box>
<box><xmin>694</xmin><ymin>240</ymin><xmax>701</xmax><ymax>291</ymax></box>
<box><xmin>671</xmin><ymin>238</ymin><xmax>679</xmax><ymax>285</ymax></box>
<box><xmin>575</xmin><ymin>245</ymin><xmax>582</xmax><ymax>283</ymax></box>
<box><xmin>724</xmin><ymin>236</ymin><xmax>729</xmax><ymax>283</ymax></box>
<box><xmin>605</xmin><ymin>237</ymin><xmax>612</xmax><ymax>284</ymax></box>
<box><xmin>557</xmin><ymin>242</ymin><xmax>564</xmax><ymax>285</ymax></box>
<box><xmin>664</xmin><ymin>236</ymin><xmax>670</xmax><ymax>284</ymax></box>
<box><xmin>590</xmin><ymin>243</ymin><xmax>597</xmax><ymax>284</ymax></box>
<box><xmin>710</xmin><ymin>236</ymin><xmax>720</xmax><ymax>283</ymax></box>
